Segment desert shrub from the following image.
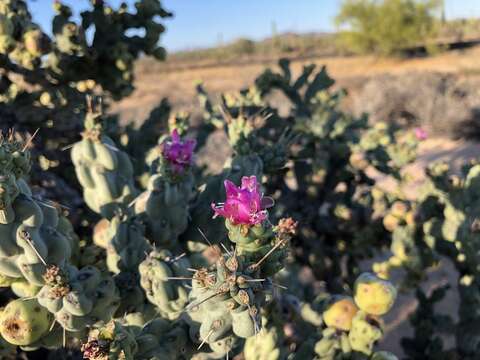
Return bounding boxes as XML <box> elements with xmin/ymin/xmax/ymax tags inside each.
<box><xmin>335</xmin><ymin>0</ymin><xmax>441</xmax><ymax>55</ymax></box>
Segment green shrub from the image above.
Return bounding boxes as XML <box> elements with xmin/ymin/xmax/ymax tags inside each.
<box><xmin>335</xmin><ymin>0</ymin><xmax>441</xmax><ymax>55</ymax></box>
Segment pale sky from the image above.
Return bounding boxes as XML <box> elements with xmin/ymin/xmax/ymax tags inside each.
<box><xmin>28</xmin><ymin>0</ymin><xmax>480</xmax><ymax>52</ymax></box>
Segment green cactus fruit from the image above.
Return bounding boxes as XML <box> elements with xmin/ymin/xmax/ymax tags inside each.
<box><xmin>323</xmin><ymin>296</ymin><xmax>358</xmax><ymax>331</ymax></box>
<box><xmin>390</xmin><ymin>201</ymin><xmax>408</xmax><ymax>218</ymax></box>
<box><xmin>139</xmin><ymin>250</ymin><xmax>190</xmax><ymax>319</ymax></box>
<box><xmin>0</xmin><ymin>298</ymin><xmax>52</xmax><ymax>346</ymax></box>
<box><xmin>348</xmin><ymin>311</ymin><xmax>382</xmax><ymax>355</ymax></box>
<box><xmin>354</xmin><ymin>273</ymin><xmax>397</xmax><ymax>316</ymax></box>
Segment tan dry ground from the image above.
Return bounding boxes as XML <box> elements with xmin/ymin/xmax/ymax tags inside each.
<box><xmin>113</xmin><ymin>45</ymin><xmax>480</xmax><ymax>125</ymax></box>
<box><xmin>112</xmin><ymin>48</ymin><xmax>480</xmax><ymax>355</ymax></box>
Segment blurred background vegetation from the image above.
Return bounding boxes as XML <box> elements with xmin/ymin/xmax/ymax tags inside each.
<box><xmin>137</xmin><ymin>0</ymin><xmax>480</xmax><ymax>73</ymax></box>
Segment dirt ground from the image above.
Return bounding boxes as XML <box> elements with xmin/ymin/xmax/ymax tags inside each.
<box><xmin>113</xmin><ymin>45</ymin><xmax>480</xmax><ymax>126</ymax></box>
<box><xmin>111</xmin><ymin>47</ymin><xmax>480</xmax><ymax>356</ymax></box>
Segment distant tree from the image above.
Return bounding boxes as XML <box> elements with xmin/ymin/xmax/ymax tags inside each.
<box><xmin>231</xmin><ymin>38</ymin><xmax>256</xmax><ymax>55</ymax></box>
<box><xmin>335</xmin><ymin>0</ymin><xmax>442</xmax><ymax>55</ymax></box>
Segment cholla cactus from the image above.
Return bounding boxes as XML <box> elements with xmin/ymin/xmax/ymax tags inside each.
<box><xmin>139</xmin><ymin>250</ymin><xmax>191</xmax><ymax>319</ymax></box>
<box><xmin>0</xmin><ymin>54</ymin><xmax>428</xmax><ymax>359</ymax></box>
<box><xmin>0</xmin><ymin>134</ymin><xmax>75</xmax><ymax>293</ymax></box>
<box><xmin>71</xmin><ymin>108</ymin><xmax>137</xmax><ymax>218</ymax></box>
<box><xmin>105</xmin><ymin>213</ymin><xmax>149</xmax><ymax>274</ymax></box>
<box><xmin>134</xmin><ymin>129</ymin><xmax>196</xmax><ymax>247</ymax></box>
<box><xmin>37</xmin><ymin>264</ymin><xmax>120</xmax><ymax>332</ymax></box>
<box><xmin>182</xmin><ymin>176</ymin><xmax>294</xmax><ymax>357</ymax></box>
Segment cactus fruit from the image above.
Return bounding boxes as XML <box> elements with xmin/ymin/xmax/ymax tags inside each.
<box><xmin>354</xmin><ymin>273</ymin><xmax>397</xmax><ymax>316</ymax></box>
<box><xmin>322</xmin><ymin>296</ymin><xmax>358</xmax><ymax>331</ymax></box>
<box><xmin>0</xmin><ymin>298</ymin><xmax>52</xmax><ymax>346</ymax></box>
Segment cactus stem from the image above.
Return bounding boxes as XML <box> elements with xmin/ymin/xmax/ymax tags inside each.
<box><xmin>22</xmin><ymin>128</ymin><xmax>40</xmax><ymax>152</ymax></box>
<box><xmin>197</xmin><ymin>328</ymin><xmax>215</xmax><ymax>350</ymax></box>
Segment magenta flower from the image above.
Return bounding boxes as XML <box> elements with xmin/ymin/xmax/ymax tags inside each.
<box><xmin>162</xmin><ymin>129</ymin><xmax>196</xmax><ymax>174</ymax></box>
<box><xmin>212</xmin><ymin>176</ymin><xmax>274</xmax><ymax>225</ymax></box>
<box><xmin>414</xmin><ymin>127</ymin><xmax>427</xmax><ymax>141</ymax></box>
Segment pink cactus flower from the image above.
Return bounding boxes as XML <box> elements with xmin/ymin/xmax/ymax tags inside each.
<box><xmin>212</xmin><ymin>176</ymin><xmax>274</xmax><ymax>225</ymax></box>
<box><xmin>414</xmin><ymin>127</ymin><xmax>427</xmax><ymax>141</ymax></box>
<box><xmin>162</xmin><ymin>129</ymin><xmax>196</xmax><ymax>174</ymax></box>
